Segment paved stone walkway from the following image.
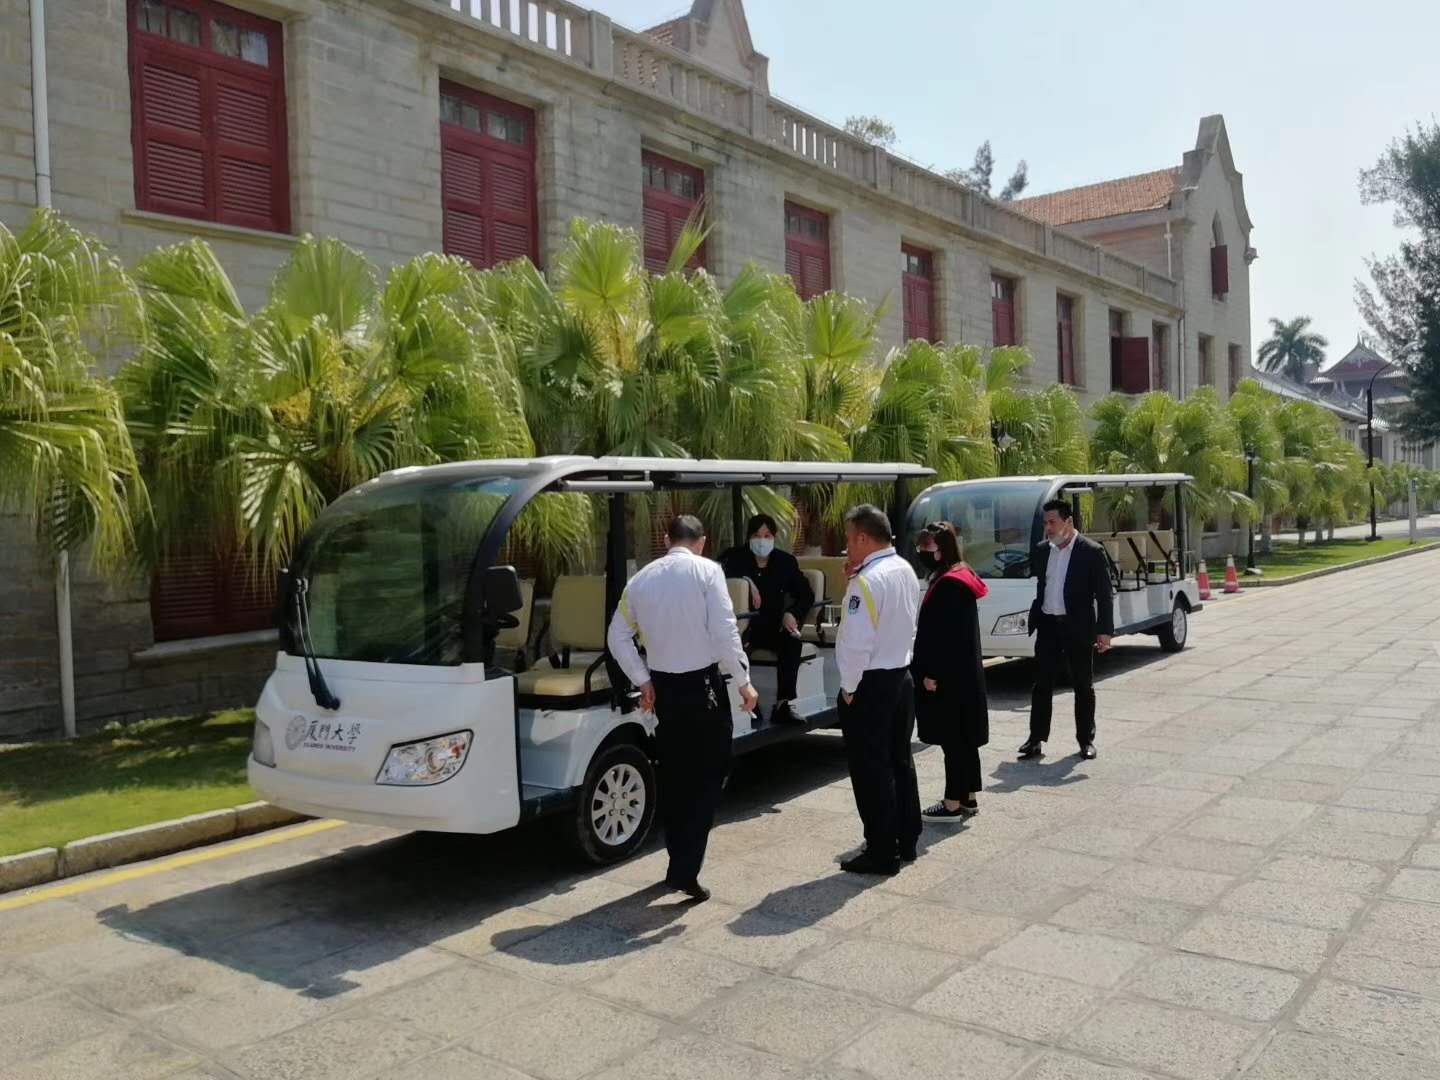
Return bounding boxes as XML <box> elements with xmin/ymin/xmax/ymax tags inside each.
<box><xmin>4</xmin><ymin>551</ymin><xmax>1440</xmax><ymax>1080</ymax></box>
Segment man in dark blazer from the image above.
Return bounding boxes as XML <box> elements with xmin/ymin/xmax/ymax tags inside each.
<box><xmin>1019</xmin><ymin>499</ymin><xmax>1114</xmax><ymax>761</ymax></box>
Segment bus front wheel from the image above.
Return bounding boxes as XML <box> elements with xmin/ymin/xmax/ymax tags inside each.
<box><xmin>570</xmin><ymin>742</ymin><xmax>657</xmax><ymax>865</ymax></box>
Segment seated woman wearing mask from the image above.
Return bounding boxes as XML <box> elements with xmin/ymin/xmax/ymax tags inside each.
<box><xmin>720</xmin><ymin>514</ymin><xmax>815</xmax><ymax>725</ymax></box>
<box><xmin>912</xmin><ymin>522</ymin><xmax>990</xmax><ymax>820</ymax></box>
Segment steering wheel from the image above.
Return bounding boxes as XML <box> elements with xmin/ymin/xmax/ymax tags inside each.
<box><xmin>993</xmin><ymin>548</ymin><xmax>1028</xmax><ymax>568</ymax></box>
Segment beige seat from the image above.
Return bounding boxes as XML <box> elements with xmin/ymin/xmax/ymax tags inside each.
<box><xmin>798</xmin><ymin>556</ymin><xmax>847</xmax><ymax>645</ymax></box>
<box><xmin>515</xmin><ymin>575</ymin><xmax>611</xmax><ymax>707</ymax></box>
<box><xmin>1106</xmin><ymin>532</ymin><xmax>1148</xmax><ymax>588</ymax></box>
<box><xmin>1145</xmin><ymin>529</ymin><xmax>1178</xmax><ymax>576</ymax></box>
<box><xmin>726</xmin><ymin>577</ymin><xmax>754</xmax><ymax>620</ymax></box>
<box><xmin>726</xmin><ymin>575</ymin><xmax>819</xmax><ymax>664</ymax></box>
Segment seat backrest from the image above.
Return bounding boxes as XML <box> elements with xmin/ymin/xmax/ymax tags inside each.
<box><xmin>798</xmin><ymin>556</ymin><xmax>847</xmax><ymax>605</ymax></box>
<box><xmin>726</xmin><ymin>578</ymin><xmax>753</xmax><ymax>618</ymax></box>
<box><xmin>1109</xmin><ymin>532</ymin><xmax>1148</xmax><ymax>572</ymax></box>
<box><xmin>549</xmin><ymin>575</ymin><xmax>608</xmax><ymax>651</ymax></box>
<box><xmin>496</xmin><ymin>579</ymin><xmax>535</xmax><ymax>650</ymax></box>
<box><xmin>1147</xmin><ymin>529</ymin><xmax>1175</xmax><ymax>560</ymax></box>
<box><xmin>799</xmin><ymin>568</ymin><xmax>825</xmax><ymax>611</ymax></box>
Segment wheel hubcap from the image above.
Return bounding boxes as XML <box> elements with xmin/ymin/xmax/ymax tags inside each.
<box><xmin>590</xmin><ymin>763</ymin><xmax>646</xmax><ymax>846</ymax></box>
<box><xmin>1172</xmin><ymin>607</ymin><xmax>1187</xmax><ymax>643</ymax></box>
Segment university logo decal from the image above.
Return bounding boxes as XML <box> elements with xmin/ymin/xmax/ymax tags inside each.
<box><xmin>285</xmin><ymin>715</ymin><xmax>308</xmax><ymax>751</ymax></box>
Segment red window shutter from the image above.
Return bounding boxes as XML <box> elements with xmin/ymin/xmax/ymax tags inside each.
<box><xmin>901</xmin><ymin>245</ymin><xmax>935</xmax><ymax>342</ymax></box>
<box><xmin>152</xmin><ymin>544</ymin><xmax>275</xmax><ymax>642</ymax></box>
<box><xmin>1211</xmin><ymin>244</ymin><xmax>1229</xmax><ymax>296</ymax></box>
<box><xmin>129</xmin><ymin>1</ymin><xmax>288</xmax><ymax>233</ymax></box>
<box><xmin>1057</xmin><ymin>301</ymin><xmax>1076</xmax><ymax>384</ymax></box>
<box><xmin>1119</xmin><ymin>337</ymin><xmax>1152</xmax><ymax>394</ymax></box>
<box><xmin>641</xmin><ymin>151</ymin><xmax>705</xmax><ymax>273</ymax></box>
<box><xmin>211</xmin><ymin>69</ymin><xmax>286</xmax><ymax>230</ymax></box>
<box><xmin>440</xmin><ymin>82</ymin><xmax>537</xmax><ymax>270</ymax></box>
<box><xmin>784</xmin><ymin>201</ymin><xmax>830</xmax><ymax>301</ymax></box>
<box><xmin>992</xmin><ymin>299</ymin><xmax>1015</xmax><ymax>347</ymax></box>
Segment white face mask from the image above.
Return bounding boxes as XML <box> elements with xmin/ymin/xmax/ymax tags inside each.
<box><xmin>750</xmin><ymin>537</ymin><xmax>775</xmax><ymax>559</ymax></box>
<box><xmin>1048</xmin><ymin>525</ymin><xmax>1073</xmax><ymax>549</ymax></box>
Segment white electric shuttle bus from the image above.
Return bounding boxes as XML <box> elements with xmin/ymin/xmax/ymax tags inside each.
<box><xmin>904</xmin><ymin>472</ymin><xmax>1203</xmax><ymax>658</ymax></box>
<box><xmin>249</xmin><ymin>456</ymin><xmax>933</xmax><ymax>864</ymax></box>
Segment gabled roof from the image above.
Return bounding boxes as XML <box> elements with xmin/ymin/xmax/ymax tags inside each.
<box><xmin>1252</xmin><ymin>370</ymin><xmax>1372</xmax><ymax>425</ymax></box>
<box><xmin>1318</xmin><ymin>341</ymin><xmax>1397</xmax><ymax>379</ymax></box>
<box><xmin>1011</xmin><ymin>168</ymin><xmax>1179</xmax><ymax>227</ymax></box>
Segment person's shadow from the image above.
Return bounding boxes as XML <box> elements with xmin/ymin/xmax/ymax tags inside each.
<box><xmin>988</xmin><ymin>755</ymin><xmax>1090</xmax><ymax>793</ymax></box>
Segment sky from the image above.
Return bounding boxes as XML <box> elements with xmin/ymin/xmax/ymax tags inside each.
<box><xmin>598</xmin><ymin>0</ymin><xmax>1440</xmax><ymax>368</ymax></box>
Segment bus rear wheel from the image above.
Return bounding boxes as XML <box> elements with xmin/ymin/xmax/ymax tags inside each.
<box><xmin>570</xmin><ymin>742</ymin><xmax>656</xmax><ymax>865</ymax></box>
<box><xmin>1158</xmin><ymin>603</ymin><xmax>1188</xmax><ymax>652</ymax></box>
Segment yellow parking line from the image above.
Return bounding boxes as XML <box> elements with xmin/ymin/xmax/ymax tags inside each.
<box><xmin>0</xmin><ymin>819</ymin><xmax>346</xmax><ymax>913</ymax></box>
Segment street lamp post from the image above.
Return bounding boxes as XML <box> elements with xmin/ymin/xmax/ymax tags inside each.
<box><xmin>1366</xmin><ymin>361</ymin><xmax>1392</xmax><ymax>542</ymax></box>
<box><xmin>1244</xmin><ymin>447</ymin><xmax>1258</xmax><ymax>572</ymax></box>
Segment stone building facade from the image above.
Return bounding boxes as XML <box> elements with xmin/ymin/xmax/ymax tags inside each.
<box><xmin>0</xmin><ymin>0</ymin><xmax>1255</xmax><ymax>737</ymax></box>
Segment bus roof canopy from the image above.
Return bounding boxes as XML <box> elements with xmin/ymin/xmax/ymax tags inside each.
<box><xmin>366</xmin><ymin>456</ymin><xmax>937</xmax><ymax>493</ymax></box>
<box><xmin>922</xmin><ymin>472</ymin><xmax>1193</xmax><ymax>491</ymax></box>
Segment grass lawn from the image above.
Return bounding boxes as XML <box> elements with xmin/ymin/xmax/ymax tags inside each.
<box><xmin>1249</xmin><ymin>536</ymin><xmax>1437</xmax><ymax>580</ymax></box>
<box><xmin>0</xmin><ymin>709</ymin><xmax>256</xmax><ymax>857</ymax></box>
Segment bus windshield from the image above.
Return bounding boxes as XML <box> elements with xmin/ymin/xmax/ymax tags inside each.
<box><xmin>286</xmin><ymin>474</ymin><xmax>523</xmax><ymax>664</ymax></box>
<box><xmin>905</xmin><ymin>480</ymin><xmax>1048</xmax><ymax>579</ymax></box>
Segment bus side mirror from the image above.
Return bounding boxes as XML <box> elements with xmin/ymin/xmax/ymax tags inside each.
<box><xmin>482</xmin><ymin>565</ymin><xmax>524</xmax><ymax>618</ymax></box>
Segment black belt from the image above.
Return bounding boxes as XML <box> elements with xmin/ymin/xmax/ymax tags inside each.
<box><xmin>651</xmin><ymin>664</ymin><xmax>721</xmax><ymax>686</ymax></box>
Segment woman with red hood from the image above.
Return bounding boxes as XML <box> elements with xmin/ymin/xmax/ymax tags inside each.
<box><xmin>912</xmin><ymin>521</ymin><xmax>991</xmax><ymax>821</ymax></box>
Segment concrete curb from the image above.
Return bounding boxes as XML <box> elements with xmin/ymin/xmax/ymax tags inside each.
<box><xmin>0</xmin><ymin>848</ymin><xmax>61</xmax><ymax>892</ymax></box>
<box><xmin>1</xmin><ymin>801</ymin><xmax>309</xmax><ymax>894</ymax></box>
<box><xmin>1242</xmin><ymin>540</ymin><xmax>1440</xmax><ymax>588</ymax></box>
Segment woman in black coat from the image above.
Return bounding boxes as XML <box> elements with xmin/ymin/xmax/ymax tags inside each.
<box><xmin>912</xmin><ymin>521</ymin><xmax>991</xmax><ymax>820</ymax></box>
<box><xmin>719</xmin><ymin>513</ymin><xmax>815</xmax><ymax>725</ymax></box>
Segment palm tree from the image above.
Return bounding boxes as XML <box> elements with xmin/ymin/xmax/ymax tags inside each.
<box><xmin>1091</xmin><ymin>388</ymin><xmax>1247</xmax><ymax>530</ymax></box>
<box><xmin>119</xmin><ymin>234</ymin><xmax>586</xmax><ymax>576</ymax></box>
<box><xmin>0</xmin><ymin>210</ymin><xmax>143</xmax><ymax>568</ymax></box>
<box><xmin>1225</xmin><ymin>380</ymin><xmax>1287</xmax><ymax>547</ymax></box>
<box><xmin>1257</xmin><ymin>316</ymin><xmax>1328</xmax><ymax>383</ymax></box>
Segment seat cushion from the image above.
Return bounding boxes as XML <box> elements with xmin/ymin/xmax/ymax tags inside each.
<box><xmin>750</xmin><ymin>642</ymin><xmax>819</xmax><ymax>664</ymax></box>
<box><xmin>515</xmin><ymin>652</ymin><xmax>611</xmax><ymax>708</ymax></box>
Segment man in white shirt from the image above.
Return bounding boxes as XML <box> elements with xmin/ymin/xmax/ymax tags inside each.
<box><xmin>834</xmin><ymin>504</ymin><xmax>922</xmax><ymax>876</ymax></box>
<box><xmin>1021</xmin><ymin>499</ymin><xmax>1114</xmax><ymax>762</ymax></box>
<box><xmin>607</xmin><ymin>515</ymin><xmax>758</xmax><ymax>901</ymax></box>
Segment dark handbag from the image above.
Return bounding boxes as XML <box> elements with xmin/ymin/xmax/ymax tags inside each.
<box><xmin>913</xmin><ymin>680</ymin><xmax>947</xmax><ymax>745</ymax></box>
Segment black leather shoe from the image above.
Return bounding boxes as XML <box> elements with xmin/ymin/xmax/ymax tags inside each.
<box><xmin>1079</xmin><ymin>743</ymin><xmax>1097</xmax><ymax>760</ymax></box>
<box><xmin>1018</xmin><ymin>739</ymin><xmax>1044</xmax><ymax>760</ymax></box>
<box><xmin>899</xmin><ymin>839</ymin><xmax>919</xmax><ymax>862</ymax></box>
<box><xmin>666</xmin><ymin>877</ymin><xmax>711</xmax><ymax>902</ymax></box>
<box><xmin>840</xmin><ymin>852</ymin><xmax>900</xmax><ymax>876</ymax></box>
<box><xmin>772</xmin><ymin>701</ymin><xmax>803</xmax><ymax>725</ymax></box>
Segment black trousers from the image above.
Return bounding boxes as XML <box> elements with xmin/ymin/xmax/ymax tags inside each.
<box><xmin>652</xmin><ymin>666</ymin><xmax>732</xmax><ymax>886</ymax></box>
<box><xmin>1029</xmin><ymin>614</ymin><xmax>1097</xmax><ymax>745</ymax></box>
<box><xmin>840</xmin><ymin>668</ymin><xmax>921</xmax><ymax>858</ymax></box>
<box><xmin>942</xmin><ymin>740</ymin><xmax>982</xmax><ymax>801</ymax></box>
<box><xmin>745</xmin><ymin>620</ymin><xmax>803</xmax><ymax>701</ymax></box>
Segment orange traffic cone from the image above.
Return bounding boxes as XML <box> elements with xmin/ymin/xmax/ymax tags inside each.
<box><xmin>1223</xmin><ymin>555</ymin><xmax>1241</xmax><ymax>593</ymax></box>
<box><xmin>1197</xmin><ymin>560</ymin><xmax>1212</xmax><ymax>600</ymax></box>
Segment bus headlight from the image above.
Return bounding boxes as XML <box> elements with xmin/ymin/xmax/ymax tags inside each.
<box><xmin>376</xmin><ymin>731</ymin><xmax>472</xmax><ymax>786</ymax></box>
<box><xmin>992</xmin><ymin>611</ymin><xmax>1029</xmax><ymax>636</ymax></box>
<box><xmin>252</xmin><ymin>720</ymin><xmax>276</xmax><ymax>767</ymax></box>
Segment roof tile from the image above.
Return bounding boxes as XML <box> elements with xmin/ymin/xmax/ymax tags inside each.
<box><xmin>1012</xmin><ymin>168</ymin><xmax>1180</xmax><ymax>226</ymax></box>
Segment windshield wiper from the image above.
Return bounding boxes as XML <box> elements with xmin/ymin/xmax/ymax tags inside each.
<box><xmin>293</xmin><ymin>578</ymin><xmax>341</xmax><ymax>711</ymax></box>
